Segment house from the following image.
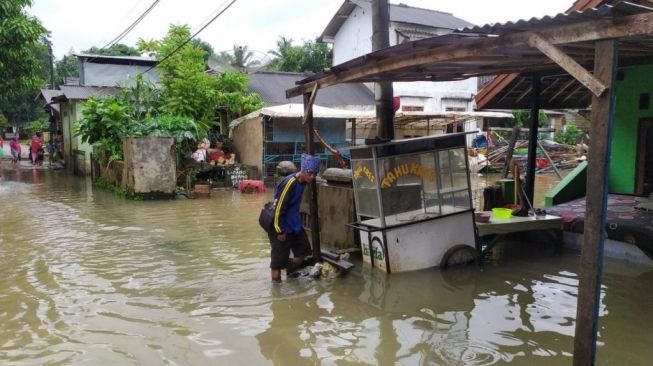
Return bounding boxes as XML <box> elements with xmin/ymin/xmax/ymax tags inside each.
<box><xmin>319</xmin><ymin>0</ymin><xmax>477</xmax><ymax>113</ymax></box>
<box><xmin>46</xmin><ymin>54</ymin><xmax>159</xmax><ymax>175</ymax></box>
<box><xmin>475</xmin><ymin>0</ymin><xmax>653</xmax><ymax>196</ymax></box>
<box><xmin>248</xmin><ymin>70</ymin><xmax>374</xmax><ymax>111</ymax></box>
<box><xmin>229</xmin><ymin>104</ymin><xmax>374</xmax><ymax>181</ymax></box>
<box><xmin>230</xmin><ymin>71</ymin><xmax>374</xmax><ymax>180</ymax></box>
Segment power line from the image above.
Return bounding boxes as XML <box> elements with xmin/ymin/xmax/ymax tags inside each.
<box><xmin>101</xmin><ymin>0</ymin><xmax>162</xmax><ymax>50</ymax></box>
<box><xmin>142</xmin><ymin>0</ymin><xmax>238</xmax><ymax>74</ymax></box>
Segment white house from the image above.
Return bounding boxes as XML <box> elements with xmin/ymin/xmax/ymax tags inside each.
<box><xmin>319</xmin><ymin>0</ymin><xmax>478</xmax><ymax>113</ymax></box>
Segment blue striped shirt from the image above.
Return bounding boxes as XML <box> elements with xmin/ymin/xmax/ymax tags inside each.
<box><xmin>273</xmin><ymin>174</ymin><xmax>306</xmax><ymax>234</ymax></box>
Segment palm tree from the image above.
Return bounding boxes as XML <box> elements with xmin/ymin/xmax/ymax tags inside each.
<box><xmin>219</xmin><ymin>45</ymin><xmax>260</xmax><ymax>73</ymax></box>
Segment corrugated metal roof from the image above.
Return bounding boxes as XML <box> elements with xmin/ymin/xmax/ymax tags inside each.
<box><xmin>456</xmin><ymin>1</ymin><xmax>652</xmax><ymax>34</ymax></box>
<box><xmin>39</xmin><ymin>89</ymin><xmax>63</xmax><ymax>103</ymax></box>
<box><xmin>58</xmin><ymin>85</ymin><xmax>121</xmax><ymax>100</ymax></box>
<box><xmin>294</xmin><ymin>2</ymin><xmax>653</xmax><ymax>92</ymax></box>
<box><xmin>76</xmin><ymin>53</ymin><xmax>156</xmax><ymax>63</ymax></box>
<box><xmin>249</xmin><ymin>71</ymin><xmax>374</xmax><ymax>107</ymax></box>
<box><xmin>320</xmin><ymin>0</ymin><xmax>473</xmax><ymax>41</ymax></box>
<box><xmin>229</xmin><ymin>103</ymin><xmax>375</xmax><ymax>132</ymax></box>
<box><xmin>391</xmin><ymin>3</ymin><xmax>473</xmax><ymax>30</ymax></box>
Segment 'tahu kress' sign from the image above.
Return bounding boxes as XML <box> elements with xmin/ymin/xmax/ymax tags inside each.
<box><xmin>354</xmin><ymin>163</ymin><xmax>436</xmax><ymax>188</ymax></box>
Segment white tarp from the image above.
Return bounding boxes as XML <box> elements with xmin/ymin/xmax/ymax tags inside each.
<box><xmin>229</xmin><ymin>103</ymin><xmax>376</xmax><ymax>131</ymax></box>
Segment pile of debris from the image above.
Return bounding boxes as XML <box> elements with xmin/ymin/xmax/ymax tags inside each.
<box><xmin>476</xmin><ymin>139</ymin><xmax>583</xmax><ymax>173</ymax></box>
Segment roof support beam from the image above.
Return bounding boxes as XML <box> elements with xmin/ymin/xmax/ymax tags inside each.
<box><xmin>548</xmin><ymin>78</ymin><xmax>576</xmax><ymax>103</ymax></box>
<box><xmin>287</xmin><ymin>12</ymin><xmax>653</xmax><ymax>98</ymax></box>
<box><xmin>528</xmin><ymin>32</ymin><xmax>606</xmax><ymax>97</ymax></box>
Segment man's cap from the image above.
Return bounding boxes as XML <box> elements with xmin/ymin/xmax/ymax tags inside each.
<box><xmin>300</xmin><ymin>154</ymin><xmax>320</xmax><ymax>174</ymax></box>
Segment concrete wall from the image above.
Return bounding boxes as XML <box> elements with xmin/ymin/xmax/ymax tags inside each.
<box><xmin>232</xmin><ymin>116</ymin><xmax>264</xmax><ymax>175</ymax></box>
<box><xmin>122</xmin><ymin>137</ymin><xmax>176</xmax><ymax>196</ymax></box>
<box><xmin>610</xmin><ymin>64</ymin><xmax>653</xmax><ymax>193</ymax></box>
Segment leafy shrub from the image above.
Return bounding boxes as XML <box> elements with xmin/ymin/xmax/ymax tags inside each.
<box><xmin>555</xmin><ymin>125</ymin><xmax>585</xmax><ymax>145</ymax></box>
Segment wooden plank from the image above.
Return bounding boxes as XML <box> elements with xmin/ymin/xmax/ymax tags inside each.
<box><xmin>538</xmin><ymin>141</ymin><xmax>563</xmax><ymax>179</ymax></box>
<box><xmin>302</xmin><ymin>83</ymin><xmax>318</xmax><ymax>125</ymax></box>
<box><xmin>501</xmin><ymin>126</ymin><xmax>520</xmax><ymax>179</ymax></box>
<box><xmin>477</xmin><ymin>74</ymin><xmax>520</xmax><ymax>109</ymax></box>
<box><xmin>303</xmin><ymin>92</ymin><xmax>322</xmax><ymax>262</ymax></box>
<box><xmin>287</xmin><ymin>12</ymin><xmax>653</xmax><ymax>98</ymax></box>
<box><xmin>573</xmin><ymin>39</ymin><xmax>617</xmax><ymax>366</ymax></box>
<box><xmin>528</xmin><ymin>33</ymin><xmax>607</xmax><ymax>97</ymax></box>
<box><xmin>548</xmin><ymin>78</ymin><xmax>577</xmax><ymax>103</ymax></box>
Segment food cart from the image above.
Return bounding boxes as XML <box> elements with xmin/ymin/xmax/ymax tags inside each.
<box><xmin>347</xmin><ymin>133</ymin><xmax>477</xmax><ymax>273</ymax></box>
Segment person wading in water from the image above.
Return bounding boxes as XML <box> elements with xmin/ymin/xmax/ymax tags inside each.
<box><xmin>268</xmin><ymin>154</ymin><xmax>320</xmax><ymax>283</ymax></box>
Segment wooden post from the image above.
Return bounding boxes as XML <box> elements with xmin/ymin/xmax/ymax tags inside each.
<box><xmin>372</xmin><ymin>0</ymin><xmax>394</xmax><ymax>140</ymax></box>
<box><xmin>524</xmin><ymin>75</ymin><xmax>540</xmax><ymax>209</ymax></box>
<box><xmin>501</xmin><ymin>126</ymin><xmax>520</xmax><ymax>179</ymax></box>
<box><xmin>351</xmin><ymin>118</ymin><xmax>356</xmax><ymax>146</ymax></box>
<box><xmin>303</xmin><ymin>92</ymin><xmax>322</xmax><ymax>262</ymax></box>
<box><xmin>573</xmin><ymin>39</ymin><xmax>617</xmax><ymax>366</ymax></box>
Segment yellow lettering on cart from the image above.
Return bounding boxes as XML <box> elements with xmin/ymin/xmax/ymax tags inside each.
<box><xmin>381</xmin><ymin>163</ymin><xmax>436</xmax><ymax>188</ymax></box>
<box><xmin>353</xmin><ymin>164</ymin><xmax>375</xmax><ymax>184</ymax></box>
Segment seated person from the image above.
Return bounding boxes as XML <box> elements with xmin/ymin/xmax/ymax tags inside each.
<box><xmin>191</xmin><ymin>141</ymin><xmax>208</xmax><ymax>162</ymax></box>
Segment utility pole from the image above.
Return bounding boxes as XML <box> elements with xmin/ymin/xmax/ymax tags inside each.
<box><xmin>372</xmin><ymin>0</ymin><xmax>394</xmax><ymax>140</ymax></box>
<box><xmin>48</xmin><ymin>45</ymin><xmax>55</xmax><ymax>89</ymax></box>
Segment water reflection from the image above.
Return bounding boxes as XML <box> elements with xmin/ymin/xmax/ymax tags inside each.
<box><xmin>0</xmin><ymin>167</ymin><xmax>652</xmax><ymax>365</ymax></box>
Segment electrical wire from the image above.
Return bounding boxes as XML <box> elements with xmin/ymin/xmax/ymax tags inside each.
<box><xmin>142</xmin><ymin>0</ymin><xmax>238</xmax><ymax>73</ymax></box>
<box><xmin>101</xmin><ymin>0</ymin><xmax>162</xmax><ymax>50</ymax></box>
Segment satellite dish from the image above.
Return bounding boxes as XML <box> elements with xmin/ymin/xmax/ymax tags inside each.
<box><xmin>207</xmin><ymin>48</ymin><xmax>272</xmax><ymax>74</ymax></box>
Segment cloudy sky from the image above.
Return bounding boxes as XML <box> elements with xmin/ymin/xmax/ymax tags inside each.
<box><xmin>30</xmin><ymin>0</ymin><xmax>574</xmax><ymax>60</ymax></box>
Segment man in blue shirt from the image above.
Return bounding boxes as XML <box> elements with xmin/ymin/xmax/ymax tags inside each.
<box><xmin>269</xmin><ymin>154</ymin><xmax>320</xmax><ymax>282</ymax></box>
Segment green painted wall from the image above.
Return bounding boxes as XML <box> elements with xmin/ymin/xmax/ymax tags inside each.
<box><xmin>610</xmin><ymin>64</ymin><xmax>653</xmax><ymax>193</ymax></box>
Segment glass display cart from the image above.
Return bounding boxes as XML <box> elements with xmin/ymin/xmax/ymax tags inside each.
<box><xmin>347</xmin><ymin>133</ymin><xmax>477</xmax><ymax>273</ymax></box>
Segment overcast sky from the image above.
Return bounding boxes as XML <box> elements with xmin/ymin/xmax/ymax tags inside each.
<box><xmin>30</xmin><ymin>0</ymin><xmax>574</xmax><ymax>60</ymax></box>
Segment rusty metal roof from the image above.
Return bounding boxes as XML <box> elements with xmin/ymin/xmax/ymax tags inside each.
<box><xmin>289</xmin><ymin>3</ymin><xmax>653</xmax><ymax>109</ymax></box>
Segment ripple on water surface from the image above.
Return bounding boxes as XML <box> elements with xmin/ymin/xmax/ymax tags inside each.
<box><xmin>1</xmin><ymin>169</ymin><xmax>652</xmax><ymax>365</ymax></box>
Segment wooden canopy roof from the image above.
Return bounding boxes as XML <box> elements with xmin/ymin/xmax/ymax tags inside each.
<box><xmin>287</xmin><ymin>3</ymin><xmax>653</xmax><ymax>109</ymax></box>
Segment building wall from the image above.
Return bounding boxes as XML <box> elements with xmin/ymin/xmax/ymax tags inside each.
<box><xmin>610</xmin><ymin>64</ymin><xmax>653</xmax><ymax>193</ymax></box>
<box><xmin>332</xmin><ymin>5</ymin><xmax>373</xmax><ymax>65</ymax></box>
<box><xmin>273</xmin><ymin>117</ymin><xmax>346</xmax><ymax>143</ymax></box>
<box><xmin>81</xmin><ymin>63</ymin><xmax>159</xmax><ymax>87</ymax></box>
<box><xmin>232</xmin><ymin>117</ymin><xmax>264</xmax><ymax>175</ymax></box>
<box><xmin>330</xmin><ymin>3</ymin><xmax>477</xmax><ymax>113</ymax></box>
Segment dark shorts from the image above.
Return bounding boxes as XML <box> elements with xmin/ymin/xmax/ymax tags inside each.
<box><xmin>268</xmin><ymin>229</ymin><xmax>312</xmax><ymax>269</ymax></box>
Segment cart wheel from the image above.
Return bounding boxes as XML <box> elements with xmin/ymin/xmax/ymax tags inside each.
<box><xmin>440</xmin><ymin>244</ymin><xmax>477</xmax><ymax>269</ymax></box>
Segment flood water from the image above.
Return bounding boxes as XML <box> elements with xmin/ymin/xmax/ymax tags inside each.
<box><xmin>1</xmin><ymin>167</ymin><xmax>652</xmax><ymax>365</ymax></box>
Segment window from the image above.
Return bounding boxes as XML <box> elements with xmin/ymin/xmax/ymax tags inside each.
<box><xmin>402</xmin><ymin>105</ymin><xmax>424</xmax><ymax>112</ymax></box>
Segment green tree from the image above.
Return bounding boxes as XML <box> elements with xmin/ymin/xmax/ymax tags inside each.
<box><xmin>215</xmin><ymin>44</ymin><xmax>260</xmax><ymax>73</ymax></box>
<box><xmin>137</xmin><ymin>25</ymin><xmax>219</xmax><ymax>123</ymax></box>
<box><xmin>0</xmin><ymin>0</ymin><xmax>47</xmax><ymax>105</ymax></box>
<box><xmin>84</xmin><ymin>43</ymin><xmax>141</xmax><ymax>56</ymax></box>
<box><xmin>511</xmin><ymin>109</ymin><xmax>549</xmax><ymax>128</ymax></box>
<box><xmin>54</xmin><ymin>49</ymin><xmax>80</xmax><ymax>86</ymax></box>
<box><xmin>268</xmin><ymin>37</ymin><xmax>332</xmax><ymax>73</ymax></box>
<box><xmin>137</xmin><ymin>25</ymin><xmax>262</xmax><ymax>129</ymax></box>
<box><xmin>1</xmin><ymin>33</ymin><xmax>51</xmax><ymax>129</ymax></box>
<box><xmin>190</xmin><ymin>38</ymin><xmax>214</xmax><ymax>66</ymax></box>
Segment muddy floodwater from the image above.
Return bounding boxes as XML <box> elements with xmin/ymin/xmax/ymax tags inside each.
<box><xmin>1</xmin><ymin>167</ymin><xmax>652</xmax><ymax>365</ymax></box>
